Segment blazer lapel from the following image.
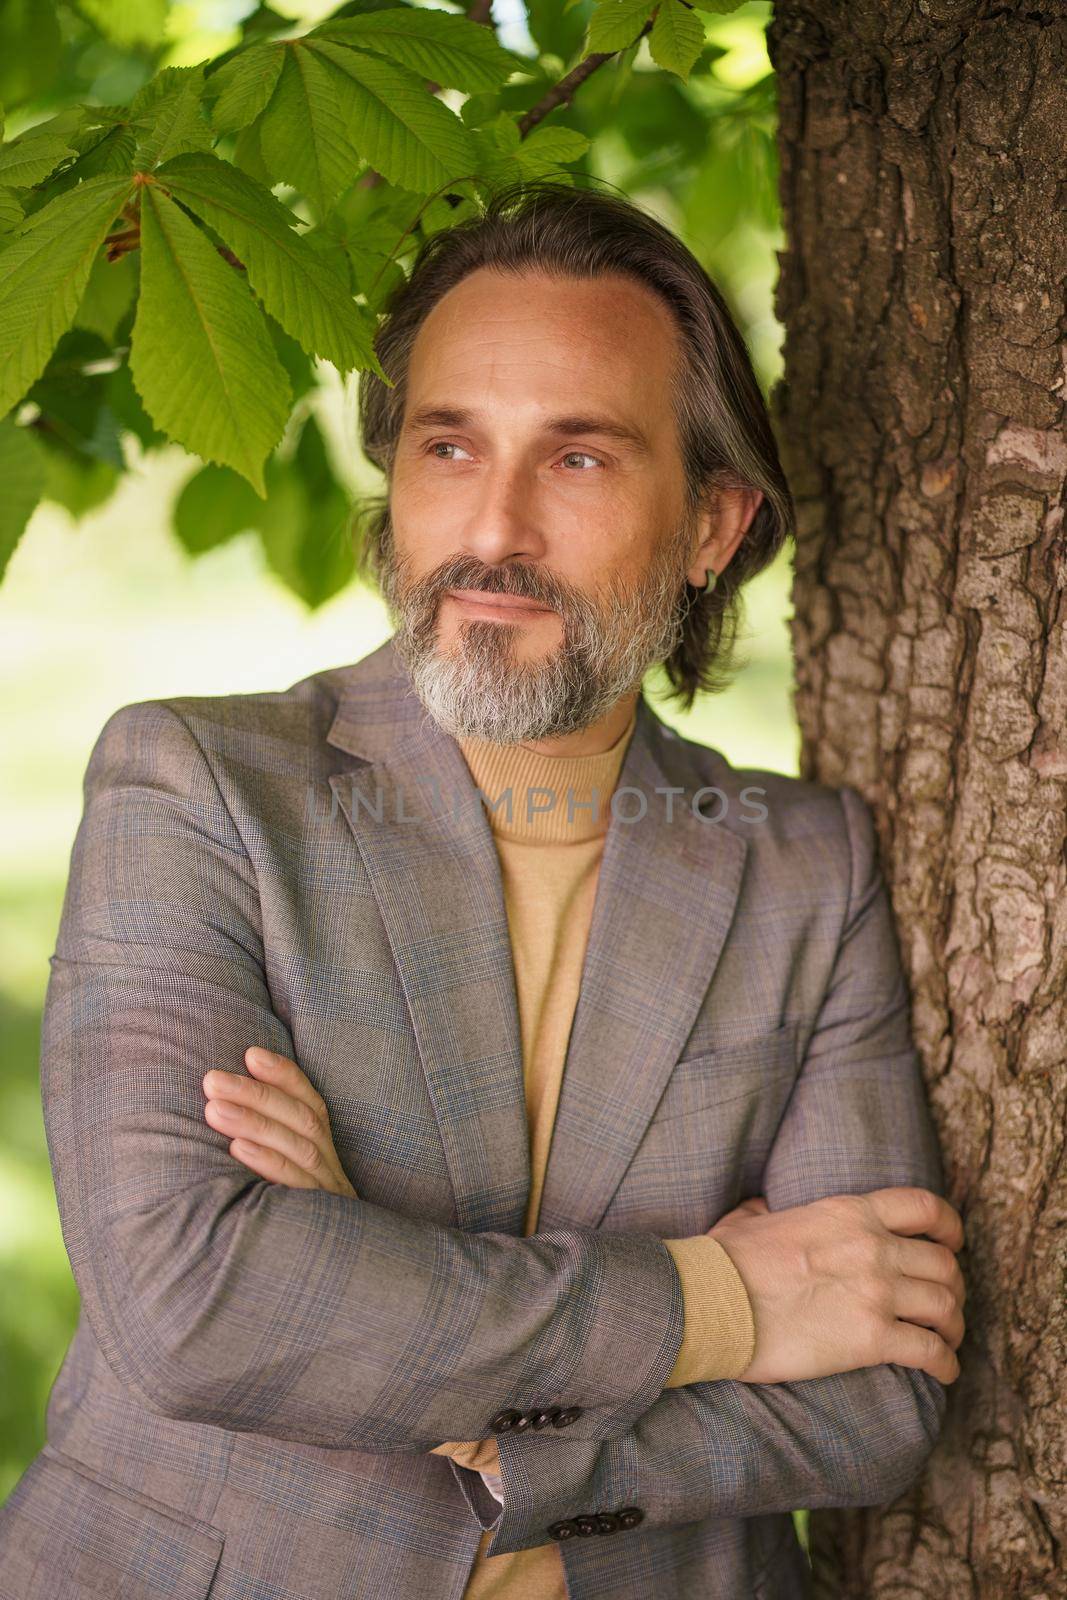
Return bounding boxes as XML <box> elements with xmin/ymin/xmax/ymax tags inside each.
<box><xmin>534</xmin><ymin>698</ymin><xmax>749</xmax><ymax>1232</ymax></box>
<box><xmin>325</xmin><ymin>639</ymin><xmax>530</xmax><ymax>1236</ymax></box>
<box><xmin>324</xmin><ymin>638</ymin><xmax>749</xmax><ymax>1238</ymax></box>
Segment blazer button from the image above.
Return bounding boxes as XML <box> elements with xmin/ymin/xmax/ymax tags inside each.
<box><xmin>547</xmin><ymin>1520</ymin><xmax>576</xmax><ymax>1541</ymax></box>
<box><xmin>529</xmin><ymin>1410</ymin><xmax>559</xmax><ymax>1430</ymax></box>
<box><xmin>618</xmin><ymin>1507</ymin><xmax>645</xmax><ymax>1530</ymax></box>
<box><xmin>595</xmin><ymin>1512</ymin><xmax>620</xmax><ymax>1534</ymax></box>
<box><xmin>490</xmin><ymin>1409</ymin><xmax>524</xmax><ymax>1433</ymax></box>
<box><xmin>574</xmin><ymin>1515</ymin><xmax>598</xmax><ymax>1536</ymax></box>
<box><xmin>551</xmin><ymin>1406</ymin><xmax>583</xmax><ymax>1427</ymax></box>
<box><xmin>512</xmin><ymin>1412</ymin><xmax>534</xmax><ymax>1432</ymax></box>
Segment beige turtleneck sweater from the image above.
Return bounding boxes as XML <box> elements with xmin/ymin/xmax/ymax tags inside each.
<box><xmin>422</xmin><ymin>704</ymin><xmax>756</xmax><ymax>1596</ymax></box>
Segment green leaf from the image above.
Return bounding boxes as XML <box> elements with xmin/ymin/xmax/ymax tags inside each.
<box><xmin>0</xmin><ymin>173</ymin><xmax>132</xmax><ymax>419</ymax></box>
<box><xmin>605</xmin><ymin>32</ymin><xmax>642</xmax><ymax>106</ymax></box>
<box><xmin>155</xmin><ymin>150</ymin><xmax>386</xmax><ymax>379</ymax></box>
<box><xmin>41</xmin><ymin>448</ymin><xmax>119</xmax><ymax>516</ymax></box>
<box><xmin>526</xmin><ymin>0</ymin><xmax>589</xmax><ymax>59</ymax></box>
<box><xmin>514</xmin><ymin>124</ymin><xmax>590</xmax><ymax>175</ymax></box>
<box><xmin>687</xmin><ymin>0</ymin><xmax>746</xmax><ymax>11</ymax></box>
<box><xmin>487</xmin><ymin>111</ymin><xmax>521</xmax><ymax>153</ymax></box>
<box><xmin>174</xmin><ymin>460</ymin><xmax>263</xmax><ymax>554</ymax></box>
<box><xmin>586</xmin><ymin>0</ymin><xmax>655</xmax><ymax>55</ymax></box>
<box><xmin>648</xmin><ymin>0</ymin><xmax>707</xmax><ymax>80</ymax></box>
<box><xmin>315</xmin><ymin>0</ymin><xmax>415</xmax><ymax>17</ymax></box>
<box><xmin>74</xmin><ymin>245</ymin><xmax>138</xmax><ymax>341</ymax></box>
<box><xmin>418</xmin><ymin>189</ymin><xmax>479</xmax><ymax>239</ymax></box>
<box><xmin>309</xmin><ymin>41</ymin><xmax>477</xmax><ymax>195</ymax></box>
<box><xmin>290</xmin><ymin>185</ymin><xmax>409</xmax><ymax>318</ymax></box>
<box><xmin>206</xmin><ymin>44</ymin><xmax>285</xmax><ymax>135</ymax></box>
<box><xmin>257</xmin><ymin>414</ymin><xmax>355</xmax><ymax>607</ymax></box>
<box><xmin>74</xmin><ymin>0</ymin><xmax>169</xmax><ymax>47</ymax></box>
<box><xmin>0</xmin><ymin>107</ymin><xmax>85</xmax><ymax>187</ymax></box>
<box><xmin>311</xmin><ymin>10</ymin><xmax>525</xmax><ymax>95</ymax></box>
<box><xmin>266</xmin><ymin>312</ymin><xmax>317</xmax><ymax>402</ymax></box>
<box><xmin>258</xmin><ymin>45</ymin><xmax>359</xmax><ymax>215</ymax></box>
<box><xmin>59</xmin><ymin>123</ymin><xmax>138</xmax><ymax>186</ymax></box>
<box><xmin>26</xmin><ymin>328</ymin><xmax>125</xmax><ymax>468</ymax></box>
<box><xmin>232</xmin><ymin>114</ymin><xmax>274</xmax><ymax>187</ymax></box>
<box><xmin>129</xmin><ymin>183</ymin><xmax>292</xmax><ymax>495</ymax></box>
<box><xmin>0</xmin><ymin>186</ymin><xmax>24</xmax><ymax>233</ymax></box>
<box><xmin>459</xmin><ymin>92</ymin><xmax>501</xmax><ymax>130</ymax></box>
<box><xmin>466</xmin><ymin>126</ymin><xmax>523</xmax><ymax>194</ymax></box>
<box><xmin>0</xmin><ymin>415</ymin><xmax>45</xmax><ymax>580</ymax></box>
<box><xmin>130</xmin><ymin>66</ymin><xmax>216</xmax><ymax>169</ymax></box>
<box><xmin>239</xmin><ymin>1</ymin><xmax>297</xmax><ymax>39</ymax></box>
<box><xmin>106</xmin><ymin>359</ymin><xmax>165</xmax><ymax>449</ymax></box>
<box><xmin>299</xmin><ymin>224</ymin><xmax>354</xmax><ymax>290</ymax></box>
<box><xmin>0</xmin><ymin>0</ymin><xmax>61</xmax><ymax>109</ymax></box>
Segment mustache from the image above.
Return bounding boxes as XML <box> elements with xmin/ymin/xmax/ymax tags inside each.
<box><xmin>425</xmin><ymin>558</ymin><xmax>570</xmax><ymax>612</ymax></box>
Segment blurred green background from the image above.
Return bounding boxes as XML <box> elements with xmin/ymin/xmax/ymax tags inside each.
<box><xmin>0</xmin><ymin>0</ymin><xmax>799</xmax><ymax>1528</ymax></box>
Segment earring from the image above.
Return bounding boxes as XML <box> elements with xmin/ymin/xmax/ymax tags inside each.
<box><xmin>703</xmin><ymin>568</ymin><xmax>718</xmax><ymax>593</ymax></box>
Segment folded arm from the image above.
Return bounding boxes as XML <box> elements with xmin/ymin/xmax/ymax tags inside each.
<box><xmin>469</xmin><ymin>784</ymin><xmax>951</xmax><ymax>1555</ymax></box>
<box><xmin>428</xmin><ymin>1229</ymin><xmax>755</xmax><ymax>1477</ymax></box>
<box><xmin>43</xmin><ymin>700</ymin><xmax>686</xmax><ymax>1451</ymax></box>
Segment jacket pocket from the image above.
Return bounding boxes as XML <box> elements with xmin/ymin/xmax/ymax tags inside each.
<box><xmin>0</xmin><ymin>1446</ymin><xmax>224</xmax><ymax>1599</ymax></box>
<box><xmin>649</xmin><ymin>1021</ymin><xmax>800</xmax><ymax>1124</ymax></box>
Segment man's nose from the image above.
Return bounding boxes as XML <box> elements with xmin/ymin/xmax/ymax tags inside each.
<box><xmin>458</xmin><ymin>462</ymin><xmax>548</xmax><ymax>571</ymax></box>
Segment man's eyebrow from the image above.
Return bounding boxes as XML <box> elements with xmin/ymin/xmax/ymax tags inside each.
<box><xmin>403</xmin><ymin>404</ymin><xmax>653</xmax><ymax>454</ymax></box>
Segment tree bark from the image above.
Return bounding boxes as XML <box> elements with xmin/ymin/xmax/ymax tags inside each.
<box><xmin>766</xmin><ymin>3</ymin><xmax>1067</xmax><ymax>1594</ymax></box>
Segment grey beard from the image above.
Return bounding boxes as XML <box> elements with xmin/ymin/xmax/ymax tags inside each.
<box><xmin>376</xmin><ymin>518</ymin><xmax>694</xmax><ymax>744</ymax></box>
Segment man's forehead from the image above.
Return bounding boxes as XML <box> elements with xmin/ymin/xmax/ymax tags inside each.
<box><xmin>401</xmin><ymin>271</ymin><xmax>679</xmax><ymax>451</ymax></box>
<box><xmin>411</xmin><ymin>268</ymin><xmax>678</xmax><ymax>376</ymax></box>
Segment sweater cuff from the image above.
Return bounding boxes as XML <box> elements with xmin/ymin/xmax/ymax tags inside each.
<box><xmin>429</xmin><ymin>1438</ymin><xmax>502</xmax><ymax>1473</ymax></box>
<box><xmin>661</xmin><ymin>1235</ymin><xmax>756</xmax><ymax>1385</ymax></box>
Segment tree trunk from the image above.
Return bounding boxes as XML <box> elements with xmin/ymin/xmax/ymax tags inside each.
<box><xmin>765</xmin><ymin>3</ymin><xmax>1067</xmax><ymax>1594</ymax></box>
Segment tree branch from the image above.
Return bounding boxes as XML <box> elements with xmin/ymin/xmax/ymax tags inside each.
<box><xmin>517</xmin><ymin>18</ymin><xmax>654</xmax><ymax>138</ymax></box>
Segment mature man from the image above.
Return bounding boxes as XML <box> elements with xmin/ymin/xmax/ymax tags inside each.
<box><xmin>0</xmin><ymin>180</ymin><xmax>963</xmax><ymax>1600</ymax></box>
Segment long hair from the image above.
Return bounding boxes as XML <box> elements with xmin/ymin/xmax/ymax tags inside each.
<box><xmin>354</xmin><ymin>177</ymin><xmax>794</xmax><ymax>710</ymax></box>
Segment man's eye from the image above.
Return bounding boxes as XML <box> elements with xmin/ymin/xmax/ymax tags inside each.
<box><xmin>426</xmin><ymin>441</ymin><xmax>473</xmax><ymax>461</ymax></box>
<box><xmin>424</xmin><ymin>442</ymin><xmax>604</xmax><ymax>471</ymax></box>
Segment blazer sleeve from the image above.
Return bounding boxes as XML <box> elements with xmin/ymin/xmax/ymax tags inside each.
<box><xmin>425</xmin><ymin>1232</ymin><xmax>756</xmax><ymax>1483</ymax></box>
<box><xmin>476</xmin><ymin>784</ymin><xmax>952</xmax><ymax>1556</ymax></box>
<box><xmin>40</xmin><ymin>699</ymin><xmax>685</xmax><ymax>1451</ymax></box>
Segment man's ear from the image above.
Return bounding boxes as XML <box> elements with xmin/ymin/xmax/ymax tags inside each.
<box><xmin>685</xmin><ymin>485</ymin><xmax>765</xmax><ymax>589</ymax></box>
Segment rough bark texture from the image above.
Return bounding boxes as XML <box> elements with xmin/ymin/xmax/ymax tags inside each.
<box><xmin>766</xmin><ymin>2</ymin><xmax>1066</xmax><ymax>1595</ymax></box>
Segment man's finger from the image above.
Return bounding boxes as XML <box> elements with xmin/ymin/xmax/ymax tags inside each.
<box><xmin>202</xmin><ymin>1064</ymin><xmax>325</xmax><ymax>1145</ymax></box>
<box><xmin>204</xmin><ymin>1096</ymin><xmax>325</xmax><ymax>1179</ymax></box>
<box><xmin>228</xmin><ymin>1136</ymin><xmax>318</xmax><ymax>1190</ymax></box>
<box><xmin>867</xmin><ymin>1187</ymin><xmax>965</xmax><ymax>1252</ymax></box>
<box><xmin>894</xmin><ymin>1235</ymin><xmax>967</xmax><ymax>1304</ymax></box>
<box><xmin>244</xmin><ymin>1048</ymin><xmax>327</xmax><ymax>1114</ymax></box>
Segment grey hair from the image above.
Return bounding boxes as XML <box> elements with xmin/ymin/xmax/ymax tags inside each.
<box><xmin>354</xmin><ymin>175</ymin><xmax>794</xmax><ymax>709</ymax></box>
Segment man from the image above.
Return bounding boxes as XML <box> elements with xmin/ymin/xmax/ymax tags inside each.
<box><xmin>0</xmin><ymin>181</ymin><xmax>963</xmax><ymax>1600</ymax></box>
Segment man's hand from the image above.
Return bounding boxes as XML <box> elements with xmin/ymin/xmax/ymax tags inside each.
<box><xmin>202</xmin><ymin>1048</ymin><xmax>358</xmax><ymax>1198</ymax></box>
<box><xmin>707</xmin><ymin>1187</ymin><xmax>966</xmax><ymax>1386</ymax></box>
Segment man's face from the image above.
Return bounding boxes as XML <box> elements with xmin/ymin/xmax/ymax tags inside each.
<box><xmin>376</xmin><ymin>267</ymin><xmax>701</xmax><ymax>743</ymax></box>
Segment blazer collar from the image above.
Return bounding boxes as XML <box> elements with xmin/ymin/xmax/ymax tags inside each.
<box><xmin>325</xmin><ymin>637</ymin><xmax>748</xmax><ymax>1235</ymax></box>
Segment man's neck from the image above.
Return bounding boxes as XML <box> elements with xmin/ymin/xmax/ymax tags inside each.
<box><xmin>494</xmin><ymin>690</ymin><xmax>641</xmax><ymax>760</ymax></box>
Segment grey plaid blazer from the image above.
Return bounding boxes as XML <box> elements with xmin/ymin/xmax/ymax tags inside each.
<box><xmin>0</xmin><ymin>635</ymin><xmax>947</xmax><ymax>1600</ymax></box>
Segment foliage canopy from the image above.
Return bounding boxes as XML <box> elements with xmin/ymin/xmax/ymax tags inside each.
<box><xmin>0</xmin><ymin>0</ymin><xmax>777</xmax><ymax>607</ymax></box>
